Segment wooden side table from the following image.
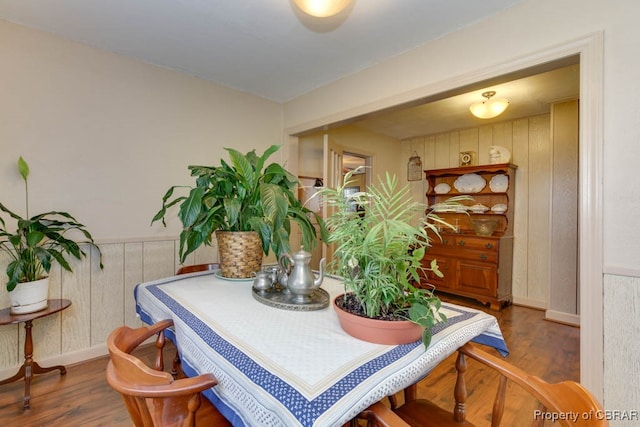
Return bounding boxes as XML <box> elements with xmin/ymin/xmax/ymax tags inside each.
<box><xmin>0</xmin><ymin>299</ymin><xmax>72</xmax><ymax>409</ymax></box>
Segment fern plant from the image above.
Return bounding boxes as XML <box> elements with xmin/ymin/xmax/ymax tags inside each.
<box><xmin>319</xmin><ymin>168</ymin><xmax>465</xmax><ymax>347</ymax></box>
<box><xmin>152</xmin><ymin>145</ymin><xmax>326</xmax><ymax>262</ymax></box>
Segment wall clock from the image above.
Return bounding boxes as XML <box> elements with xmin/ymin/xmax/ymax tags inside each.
<box><xmin>459</xmin><ymin>151</ymin><xmax>476</xmax><ymax>167</ymax></box>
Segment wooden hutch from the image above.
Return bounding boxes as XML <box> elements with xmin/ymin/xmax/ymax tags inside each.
<box><xmin>421</xmin><ymin>163</ymin><xmax>516</xmax><ymax>310</ymax></box>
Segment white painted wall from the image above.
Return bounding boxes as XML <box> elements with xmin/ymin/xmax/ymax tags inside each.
<box><xmin>0</xmin><ymin>20</ymin><xmax>283</xmax><ymax>242</ymax></box>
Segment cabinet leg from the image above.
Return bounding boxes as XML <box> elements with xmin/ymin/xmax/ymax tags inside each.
<box><xmin>489</xmin><ymin>302</ymin><xmax>502</xmax><ymax>311</ymax></box>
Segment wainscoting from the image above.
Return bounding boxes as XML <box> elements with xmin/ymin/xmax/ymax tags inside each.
<box><xmin>0</xmin><ymin>238</ymin><xmax>218</xmax><ymax>376</ymax></box>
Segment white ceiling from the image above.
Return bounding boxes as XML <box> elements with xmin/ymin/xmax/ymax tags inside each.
<box><xmin>0</xmin><ymin>0</ymin><xmax>579</xmax><ymax>139</ymax></box>
<box><xmin>0</xmin><ymin>0</ymin><xmax>527</xmax><ymax>102</ymax></box>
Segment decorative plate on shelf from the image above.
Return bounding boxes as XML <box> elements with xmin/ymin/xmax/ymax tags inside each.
<box><xmin>434</xmin><ymin>183</ymin><xmax>451</xmax><ymax>194</ymax></box>
<box><xmin>469</xmin><ymin>203</ymin><xmax>489</xmax><ymax>213</ymax></box>
<box><xmin>489</xmin><ymin>145</ymin><xmax>512</xmax><ymax>164</ymax></box>
<box><xmin>430</xmin><ymin>203</ymin><xmax>457</xmax><ymax>213</ymax></box>
<box><xmin>489</xmin><ymin>174</ymin><xmax>509</xmax><ymax>192</ymax></box>
<box><xmin>453</xmin><ymin>173</ymin><xmax>486</xmax><ymax>193</ymax></box>
<box><xmin>491</xmin><ymin>203</ymin><xmax>508</xmax><ymax>213</ymax></box>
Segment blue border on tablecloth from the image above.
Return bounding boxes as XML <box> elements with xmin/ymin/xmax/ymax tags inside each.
<box><xmin>135</xmin><ymin>282</ymin><xmax>507</xmax><ymax>427</ymax></box>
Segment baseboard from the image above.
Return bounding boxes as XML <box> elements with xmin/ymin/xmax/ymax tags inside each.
<box><xmin>0</xmin><ymin>344</ymin><xmax>109</xmax><ymax>380</ymax></box>
<box><xmin>511</xmin><ymin>296</ymin><xmax>547</xmax><ymax>310</ymax></box>
<box><xmin>545</xmin><ymin>309</ymin><xmax>580</xmax><ymax>326</ymax></box>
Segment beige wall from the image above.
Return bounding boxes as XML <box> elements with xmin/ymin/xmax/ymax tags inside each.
<box><xmin>0</xmin><ymin>20</ymin><xmax>282</xmax><ymax>373</ymax></box>
<box><xmin>297</xmin><ymin>125</ymin><xmax>402</xmax><ymax>183</ymax></box>
<box><xmin>0</xmin><ymin>20</ymin><xmax>283</xmax><ymax>241</ymax></box>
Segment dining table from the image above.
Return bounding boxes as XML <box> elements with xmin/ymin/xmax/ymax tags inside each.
<box><xmin>134</xmin><ymin>270</ymin><xmax>509</xmax><ymax>427</ymax></box>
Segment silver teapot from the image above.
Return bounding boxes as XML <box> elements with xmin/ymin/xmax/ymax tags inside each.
<box><xmin>279</xmin><ymin>247</ymin><xmax>325</xmax><ymax>303</ymax></box>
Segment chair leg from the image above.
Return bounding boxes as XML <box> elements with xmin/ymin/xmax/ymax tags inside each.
<box><xmin>171</xmin><ymin>349</ymin><xmax>182</xmax><ymax>378</ymax></box>
<box><xmin>154</xmin><ymin>330</ymin><xmax>166</xmax><ymax>371</ymax></box>
<box><xmin>453</xmin><ymin>350</ymin><xmax>468</xmax><ymax>423</ymax></box>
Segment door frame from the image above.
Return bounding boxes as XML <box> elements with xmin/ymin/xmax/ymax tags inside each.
<box><xmin>286</xmin><ymin>32</ymin><xmax>604</xmax><ymax>398</ymax></box>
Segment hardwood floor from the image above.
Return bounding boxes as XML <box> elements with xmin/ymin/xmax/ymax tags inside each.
<box><xmin>399</xmin><ymin>295</ymin><xmax>580</xmax><ymax>426</ymax></box>
<box><xmin>0</xmin><ymin>299</ymin><xmax>579</xmax><ymax>426</ymax></box>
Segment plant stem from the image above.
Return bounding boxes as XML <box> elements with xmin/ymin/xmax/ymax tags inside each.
<box><xmin>25</xmin><ymin>173</ymin><xmax>29</xmax><ymax>218</ymax></box>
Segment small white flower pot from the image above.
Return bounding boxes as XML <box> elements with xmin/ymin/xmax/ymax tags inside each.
<box><xmin>9</xmin><ymin>277</ymin><xmax>50</xmax><ymax>314</ymax></box>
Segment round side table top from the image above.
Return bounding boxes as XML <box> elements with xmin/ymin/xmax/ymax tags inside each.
<box><xmin>0</xmin><ymin>299</ymin><xmax>72</xmax><ymax>326</ymax></box>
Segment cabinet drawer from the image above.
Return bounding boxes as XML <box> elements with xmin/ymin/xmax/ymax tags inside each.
<box><xmin>428</xmin><ymin>235</ymin><xmax>455</xmax><ymax>248</ymax></box>
<box><xmin>452</xmin><ymin>236</ymin><xmax>499</xmax><ymax>252</ymax></box>
<box><xmin>457</xmin><ymin>260</ymin><xmax>498</xmax><ymax>296</ymax></box>
<box><xmin>426</xmin><ymin>245</ymin><xmax>497</xmax><ymax>264</ymax></box>
<box><xmin>456</xmin><ymin>249</ymin><xmax>497</xmax><ymax>264</ymax></box>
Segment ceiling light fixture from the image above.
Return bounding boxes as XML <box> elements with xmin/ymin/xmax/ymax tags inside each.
<box><xmin>293</xmin><ymin>0</ymin><xmax>352</xmax><ymax>18</ymax></box>
<box><xmin>469</xmin><ymin>91</ymin><xmax>510</xmax><ymax>119</ymax></box>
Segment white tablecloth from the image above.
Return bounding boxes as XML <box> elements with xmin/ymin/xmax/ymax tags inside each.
<box><xmin>135</xmin><ymin>272</ymin><xmax>508</xmax><ymax>427</ymax></box>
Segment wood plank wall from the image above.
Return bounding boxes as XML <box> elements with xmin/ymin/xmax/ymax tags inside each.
<box><xmin>0</xmin><ymin>239</ymin><xmax>219</xmax><ymax>373</ymax></box>
<box><xmin>401</xmin><ymin>113</ymin><xmax>561</xmax><ymax>310</ymax></box>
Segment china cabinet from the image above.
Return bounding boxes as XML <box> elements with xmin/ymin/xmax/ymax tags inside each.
<box><xmin>421</xmin><ymin>163</ymin><xmax>517</xmax><ymax>310</ymax></box>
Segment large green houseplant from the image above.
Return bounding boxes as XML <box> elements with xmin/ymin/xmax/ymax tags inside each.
<box><xmin>319</xmin><ymin>168</ymin><xmax>464</xmax><ymax>348</ymax></box>
<box><xmin>0</xmin><ymin>157</ymin><xmax>103</xmax><ymax>314</ymax></box>
<box><xmin>152</xmin><ymin>145</ymin><xmax>325</xmax><ymax>278</ymax></box>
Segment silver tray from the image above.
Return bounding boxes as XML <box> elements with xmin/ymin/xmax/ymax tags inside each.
<box><xmin>252</xmin><ymin>285</ymin><xmax>329</xmax><ymax>311</ymax></box>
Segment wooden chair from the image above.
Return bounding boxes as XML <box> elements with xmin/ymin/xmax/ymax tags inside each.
<box><xmin>358</xmin><ymin>342</ymin><xmax>607</xmax><ymax>427</ymax></box>
<box><xmin>106</xmin><ymin>319</ymin><xmax>231</xmax><ymax>426</ymax></box>
<box><xmin>171</xmin><ymin>263</ymin><xmax>220</xmax><ymax>376</ymax></box>
<box><xmin>176</xmin><ymin>263</ymin><xmax>220</xmax><ymax>275</ymax></box>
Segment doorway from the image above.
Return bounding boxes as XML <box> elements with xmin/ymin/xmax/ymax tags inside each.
<box><xmin>288</xmin><ymin>33</ymin><xmax>603</xmax><ymax>397</ymax></box>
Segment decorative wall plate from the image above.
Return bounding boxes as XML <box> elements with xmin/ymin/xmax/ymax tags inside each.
<box><xmin>430</xmin><ymin>203</ymin><xmax>457</xmax><ymax>213</ymax></box>
<box><xmin>453</xmin><ymin>173</ymin><xmax>486</xmax><ymax>193</ymax></box>
<box><xmin>490</xmin><ymin>145</ymin><xmax>511</xmax><ymax>164</ymax></box>
<box><xmin>489</xmin><ymin>174</ymin><xmax>509</xmax><ymax>192</ymax></box>
<box><xmin>469</xmin><ymin>203</ymin><xmax>489</xmax><ymax>213</ymax></box>
<box><xmin>491</xmin><ymin>203</ymin><xmax>508</xmax><ymax>213</ymax></box>
<box><xmin>434</xmin><ymin>183</ymin><xmax>451</xmax><ymax>194</ymax></box>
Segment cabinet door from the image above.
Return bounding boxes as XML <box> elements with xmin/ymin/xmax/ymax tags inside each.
<box><xmin>420</xmin><ymin>255</ymin><xmax>455</xmax><ymax>291</ymax></box>
<box><xmin>457</xmin><ymin>259</ymin><xmax>497</xmax><ymax>297</ymax></box>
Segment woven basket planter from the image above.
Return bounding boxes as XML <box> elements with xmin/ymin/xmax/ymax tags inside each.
<box><xmin>216</xmin><ymin>230</ymin><xmax>263</xmax><ymax>279</ymax></box>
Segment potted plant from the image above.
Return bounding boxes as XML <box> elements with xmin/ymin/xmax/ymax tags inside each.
<box><xmin>0</xmin><ymin>157</ymin><xmax>103</xmax><ymax>314</ymax></box>
<box><xmin>152</xmin><ymin>145</ymin><xmax>325</xmax><ymax>278</ymax></box>
<box><xmin>318</xmin><ymin>168</ymin><xmax>465</xmax><ymax>348</ymax></box>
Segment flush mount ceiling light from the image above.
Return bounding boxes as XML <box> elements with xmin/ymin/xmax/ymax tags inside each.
<box><xmin>293</xmin><ymin>0</ymin><xmax>352</xmax><ymax>17</ymax></box>
<box><xmin>469</xmin><ymin>91</ymin><xmax>510</xmax><ymax>119</ymax></box>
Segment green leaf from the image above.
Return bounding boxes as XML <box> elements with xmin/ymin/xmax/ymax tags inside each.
<box><xmin>260</xmin><ymin>183</ymin><xmax>286</xmax><ymax>226</ymax></box>
<box><xmin>26</xmin><ymin>230</ymin><xmax>45</xmax><ymax>247</ymax></box>
<box><xmin>18</xmin><ymin>157</ymin><xmax>29</xmax><ymax>180</ymax></box>
<box><xmin>255</xmin><ymin>145</ymin><xmax>280</xmax><ymax>173</ymax></box>
<box><xmin>421</xmin><ymin>328</ymin><xmax>433</xmax><ymax>349</ymax></box>
<box><xmin>226</xmin><ymin>147</ymin><xmax>256</xmax><ymax>190</ymax></box>
<box><xmin>430</xmin><ymin>258</ymin><xmax>443</xmax><ymax>278</ymax></box>
<box><xmin>45</xmin><ymin>247</ymin><xmax>71</xmax><ymax>272</ymax></box>
<box><xmin>179</xmin><ymin>187</ymin><xmax>205</xmax><ymax>227</ymax></box>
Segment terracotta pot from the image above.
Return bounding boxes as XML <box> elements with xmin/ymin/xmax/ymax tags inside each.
<box><xmin>216</xmin><ymin>230</ymin><xmax>263</xmax><ymax>279</ymax></box>
<box><xmin>333</xmin><ymin>294</ymin><xmax>423</xmax><ymax>345</ymax></box>
<box><xmin>9</xmin><ymin>277</ymin><xmax>50</xmax><ymax>314</ymax></box>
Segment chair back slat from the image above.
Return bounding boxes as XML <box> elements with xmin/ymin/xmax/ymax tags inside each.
<box><xmin>106</xmin><ymin>319</ymin><xmax>230</xmax><ymax>426</ymax></box>
<box><xmin>176</xmin><ymin>263</ymin><xmax>219</xmax><ymax>275</ymax></box>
